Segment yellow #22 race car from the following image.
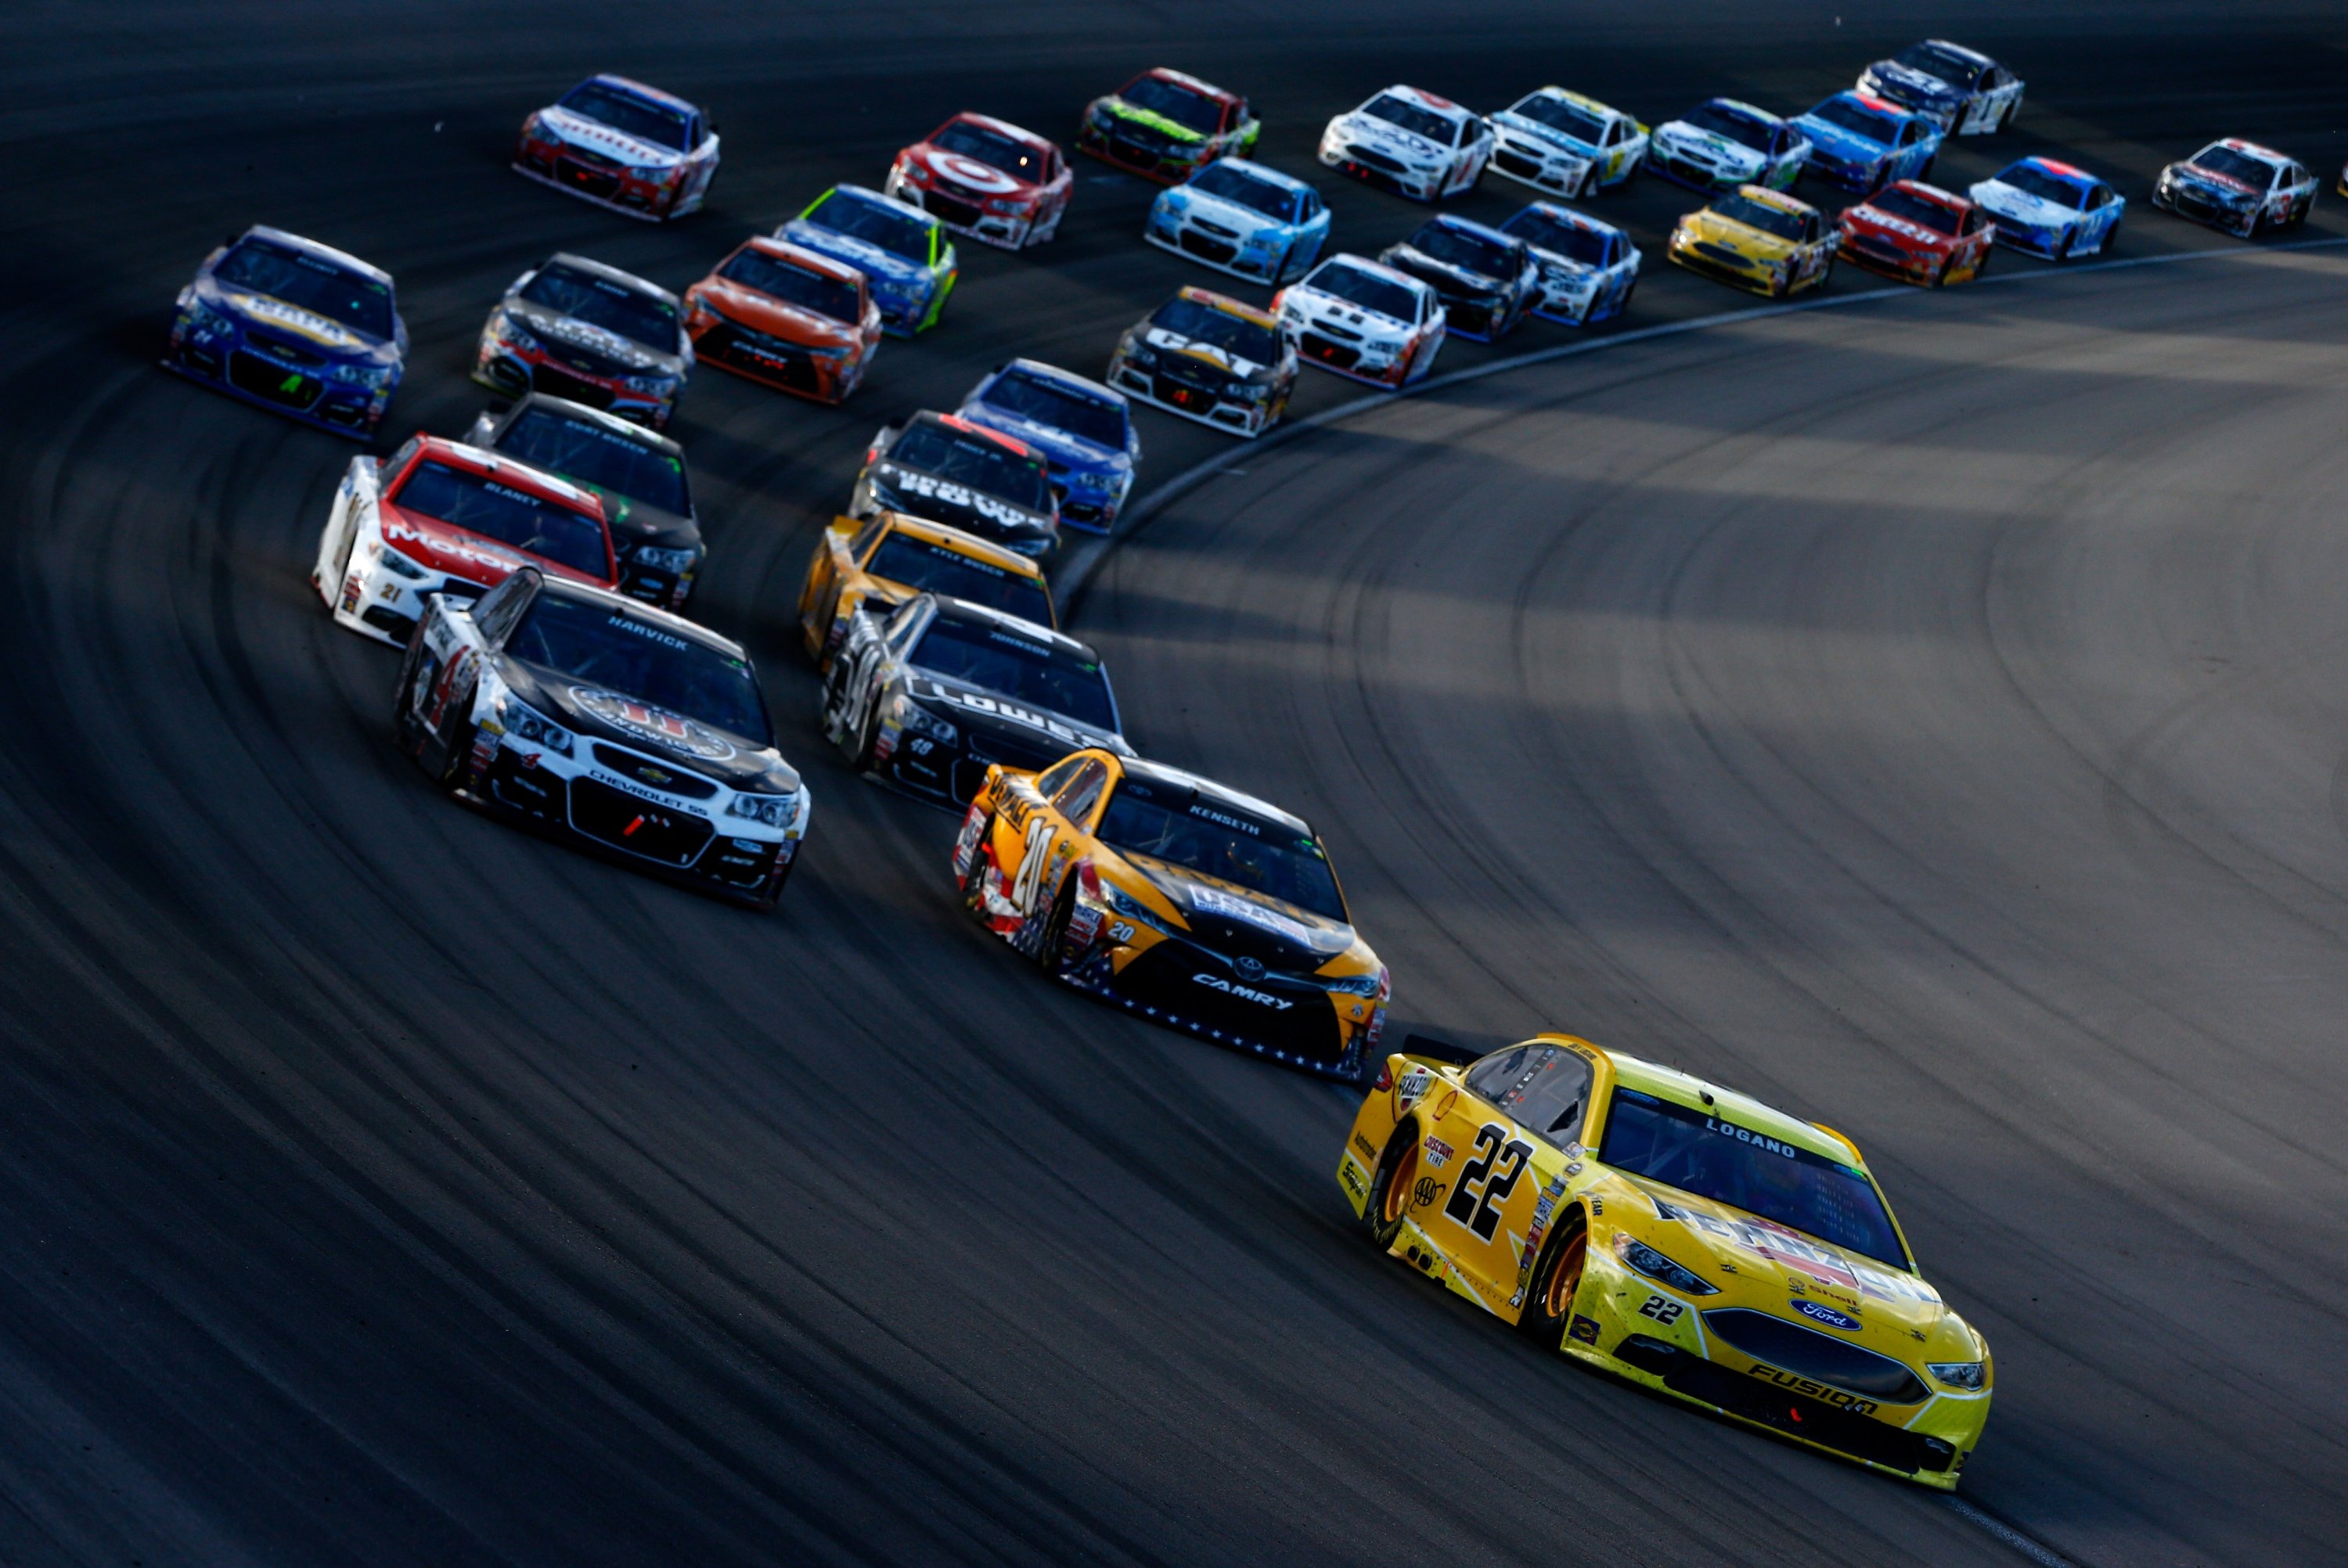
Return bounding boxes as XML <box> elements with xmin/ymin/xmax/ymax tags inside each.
<box><xmin>1338</xmin><ymin>1035</ymin><xmax>1992</xmax><ymax>1487</ymax></box>
<box><xmin>1667</xmin><ymin>183</ymin><xmax>1836</xmax><ymax>298</ymax></box>
<box><xmin>797</xmin><ymin>510</ymin><xmax>1055</xmax><ymax>671</ymax></box>
<box><xmin>952</xmin><ymin>749</ymin><xmax>1389</xmax><ymax>1077</ymax></box>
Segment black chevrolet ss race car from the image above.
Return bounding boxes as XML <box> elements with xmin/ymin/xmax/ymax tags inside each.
<box><xmin>394</xmin><ymin>567</ymin><xmax>811</xmax><ymax>908</ymax></box>
<box><xmin>846</xmin><ymin>410</ymin><xmax>1061</xmax><ymax>559</ymax></box>
<box><xmin>819</xmin><ymin>592</ymin><xmax>1127</xmax><ymax>805</ymax></box>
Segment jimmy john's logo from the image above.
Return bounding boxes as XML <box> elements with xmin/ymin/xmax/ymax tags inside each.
<box><xmin>1191</xmin><ymin>973</ymin><xmax>1291</xmax><ymax>1009</ymax></box>
<box><xmin>1748</xmin><ymin>1364</ymin><xmax>1877</xmax><ymax>1415</ymax></box>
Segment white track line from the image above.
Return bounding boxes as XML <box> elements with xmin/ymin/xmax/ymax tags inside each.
<box><xmin>1059</xmin><ymin>232</ymin><xmax>2348</xmax><ymax>606</ymax></box>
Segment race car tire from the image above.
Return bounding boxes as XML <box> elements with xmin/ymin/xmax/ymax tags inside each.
<box><xmin>1273</xmin><ymin>238</ymin><xmax>1298</xmax><ymax>285</ymax></box>
<box><xmin>749</xmin><ymin>858</ymin><xmax>790</xmax><ymax>913</ymax></box>
<box><xmin>2053</xmin><ymin>231</ymin><xmax>2075</xmax><ymax>262</ymax></box>
<box><xmin>436</xmin><ymin>711</ymin><xmax>475</xmax><ymax>793</ymax></box>
<box><xmin>1516</xmin><ymin>1206</ymin><xmax>1590</xmax><ymax>1345</ymax></box>
<box><xmin>1577</xmin><ymin>164</ymin><xmax>1601</xmax><ymax>201</ymax></box>
<box><xmin>960</xmin><ymin>815</ymin><xmax>995</xmax><ymax>919</ymax></box>
<box><xmin>1365</xmin><ymin>1122</ymin><xmax>1420</xmax><ymax>1250</ymax></box>
<box><xmin>1931</xmin><ymin>255</ymin><xmax>1954</xmax><ymax>288</ymax></box>
<box><xmin>1036</xmin><ymin>878</ymin><xmax>1082</xmax><ymax>973</ymax></box>
<box><xmin>848</xmin><ymin>707</ymin><xmax>880</xmax><ymax>772</ymax></box>
<box><xmin>1766</xmin><ymin>267</ymin><xmax>1791</xmax><ymax>300</ymax></box>
<box><xmin>392</xmin><ymin>633</ymin><xmax>432</xmax><ymax>759</ymax></box>
<box><xmin>1918</xmin><ymin>156</ymin><xmax>1936</xmax><ymax>185</ymax></box>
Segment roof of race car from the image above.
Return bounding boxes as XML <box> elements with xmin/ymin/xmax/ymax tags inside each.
<box><xmin>808</xmin><ymin>183</ymin><xmax>938</xmax><ymax>227</ymax></box>
<box><xmin>917</xmin><ymin>409</ymin><xmax>1036</xmax><ymax>459</ymax></box>
<box><xmin>1878</xmin><ymin>178</ymin><xmax>1970</xmax><ymax>210</ymax></box>
<box><xmin>866</xmin><ymin>512</ymin><xmax>1048</xmax><ymax>576</ymax></box>
<box><xmin>2206</xmin><ymin>138</ymin><xmax>2289</xmax><ymax>166</ymax></box>
<box><xmin>1723</xmin><ymin>184</ymin><xmax>1820</xmax><ymax>216</ymax></box>
<box><xmin>1593</xmin><ymin>1044</ymin><xmax>1865</xmax><ymax>1167</ymax></box>
<box><xmin>1413</xmin><ymin>213</ymin><xmax>1522</xmax><ymax>248</ymax></box>
<box><xmin>1518</xmin><ymin>86</ymin><xmax>1626</xmax><ymax>122</ymax></box>
<box><xmin>988</xmin><ymin>358</ymin><xmax>1127</xmax><ymax>408</ymax></box>
<box><xmin>402</xmin><ymin>436</ymin><xmax>600</xmax><ymax>512</ymax></box>
<box><xmin>921</xmin><ymin>592</ymin><xmax>1094</xmax><ymax>657</ymax></box>
<box><xmin>1172</xmin><ymin>285</ymin><xmax>1281</xmax><ymax>328</ymax></box>
<box><xmin>1205</xmin><ymin>156</ymin><xmax>1314</xmax><ymax>194</ymax></box>
<box><xmin>532</xmin><ymin>252</ymin><xmax>679</xmax><ymax>306</ymax></box>
<box><xmin>1301</xmin><ymin>252</ymin><xmax>1435</xmax><ymax>294</ymax></box>
<box><xmin>1514</xmin><ymin>200</ymin><xmax>1626</xmax><ymax>239</ymax></box>
<box><xmin>1805</xmin><ymin>89</ymin><xmax>1919</xmax><ymax>128</ymax></box>
<box><xmin>1685</xmin><ymin>96</ymin><xmax>1786</xmax><ymax>126</ymax></box>
<box><xmin>2015</xmin><ymin>156</ymin><xmax>2096</xmax><ymax>185</ymax></box>
<box><xmin>531</xmin><ymin>572</ymin><xmax>748</xmax><ymax>660</ymax></box>
<box><xmin>1126</xmin><ymin>67</ymin><xmax>1240</xmax><ymax>107</ymax></box>
<box><xmin>504</xmin><ymin>392</ymin><xmax>684</xmax><ymax>457</ymax></box>
<box><xmin>733</xmin><ymin>234</ymin><xmax>866</xmax><ymax>287</ymax></box>
<box><xmin>578</xmin><ymin>74</ymin><xmax>700</xmax><ymax>114</ymax></box>
<box><xmin>1363</xmin><ymin>84</ymin><xmax>1472</xmax><ymax>120</ymax></box>
<box><xmin>1114</xmin><ymin>756</ymin><xmax>1314</xmax><ymax>839</ymax></box>
<box><xmin>1915</xmin><ymin>38</ymin><xmax>1993</xmax><ymax>67</ymax></box>
<box><xmin>242</xmin><ymin>225</ymin><xmax>392</xmax><ymax>286</ymax></box>
<box><xmin>933</xmin><ymin>111</ymin><xmax>1055</xmax><ymax>152</ymax></box>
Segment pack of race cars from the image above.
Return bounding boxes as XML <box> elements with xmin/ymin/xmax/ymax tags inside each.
<box><xmin>160</xmin><ymin>41</ymin><xmax>2334</xmax><ymax>1490</ymax></box>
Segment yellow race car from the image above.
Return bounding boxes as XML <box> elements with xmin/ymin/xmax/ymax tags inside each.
<box><xmin>1338</xmin><ymin>1034</ymin><xmax>1992</xmax><ymax>1487</ymax></box>
<box><xmin>1666</xmin><ymin>184</ymin><xmax>1835</xmax><ymax>298</ymax></box>
<box><xmin>951</xmin><ymin>749</ymin><xmax>1389</xmax><ymax>1077</ymax></box>
<box><xmin>797</xmin><ymin>510</ymin><xmax>1054</xmax><ymax>670</ymax></box>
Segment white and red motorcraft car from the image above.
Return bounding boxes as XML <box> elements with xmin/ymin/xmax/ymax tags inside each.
<box><xmin>1272</xmin><ymin>254</ymin><xmax>1447</xmax><ymax>389</ymax></box>
<box><xmin>885</xmin><ymin>113</ymin><xmax>1073</xmax><ymax>250</ymax></box>
<box><xmin>512</xmin><ymin>74</ymin><xmax>719</xmax><ymax>222</ymax></box>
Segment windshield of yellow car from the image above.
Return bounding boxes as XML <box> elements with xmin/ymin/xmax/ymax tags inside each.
<box><xmin>1599</xmin><ymin>1088</ymin><xmax>1910</xmax><ymax>1268</ymax></box>
<box><xmin>1097</xmin><ymin>782</ymin><xmax>1346</xmax><ymax>922</ymax></box>
<box><xmin>866</xmin><ymin>534</ymin><xmax>1050</xmax><ymax>624</ymax></box>
<box><xmin>1711</xmin><ymin>194</ymin><xmax>1806</xmax><ymax>241</ymax></box>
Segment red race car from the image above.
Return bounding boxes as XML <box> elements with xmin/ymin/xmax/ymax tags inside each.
<box><xmin>884</xmin><ymin>113</ymin><xmax>1072</xmax><ymax>250</ymax></box>
<box><xmin>683</xmin><ymin>236</ymin><xmax>880</xmax><ymax>405</ymax></box>
<box><xmin>1836</xmin><ymin>179</ymin><xmax>1995</xmax><ymax>286</ymax></box>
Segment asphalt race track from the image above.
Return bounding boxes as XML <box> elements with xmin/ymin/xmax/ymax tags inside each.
<box><xmin>2</xmin><ymin>3</ymin><xmax>2345</xmax><ymax>1563</ymax></box>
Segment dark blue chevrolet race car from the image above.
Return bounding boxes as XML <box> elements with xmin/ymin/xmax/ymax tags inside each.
<box><xmin>164</xmin><ymin>225</ymin><xmax>406</xmax><ymax>437</ymax></box>
<box><xmin>780</xmin><ymin>185</ymin><xmax>959</xmax><ymax>336</ymax></box>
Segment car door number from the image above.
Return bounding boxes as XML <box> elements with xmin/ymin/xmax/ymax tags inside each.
<box><xmin>1010</xmin><ymin>815</ymin><xmax>1057</xmax><ymax>913</ymax></box>
<box><xmin>1638</xmin><ymin>1293</ymin><xmax>1684</xmax><ymax>1326</ymax></box>
<box><xmin>1442</xmin><ymin>1123</ymin><xmax>1532</xmax><ymax>1242</ymax></box>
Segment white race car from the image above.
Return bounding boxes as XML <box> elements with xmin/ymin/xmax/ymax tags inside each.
<box><xmin>1273</xmin><ymin>254</ymin><xmax>1446</xmax><ymax>389</ymax></box>
<box><xmin>1648</xmin><ymin>99</ymin><xmax>1811</xmax><ymax>194</ymax></box>
<box><xmin>312</xmin><ymin>433</ymin><xmax>621</xmax><ymax>648</ymax></box>
<box><xmin>1496</xmin><ymin>203</ymin><xmax>1642</xmax><ymax>325</ymax></box>
<box><xmin>1318</xmin><ymin>85</ymin><xmax>1493</xmax><ymax>203</ymax></box>
<box><xmin>1488</xmin><ymin>88</ymin><xmax>1648</xmax><ymax>200</ymax></box>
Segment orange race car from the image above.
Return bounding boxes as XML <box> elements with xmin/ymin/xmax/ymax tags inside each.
<box><xmin>797</xmin><ymin>510</ymin><xmax>1054</xmax><ymax>669</ymax></box>
<box><xmin>682</xmin><ymin>236</ymin><xmax>880</xmax><ymax>404</ymax></box>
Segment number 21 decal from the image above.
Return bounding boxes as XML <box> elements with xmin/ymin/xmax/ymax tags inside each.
<box><xmin>1442</xmin><ymin>1123</ymin><xmax>1532</xmax><ymax>1242</ymax></box>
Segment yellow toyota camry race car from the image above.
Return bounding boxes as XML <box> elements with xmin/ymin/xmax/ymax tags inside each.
<box><xmin>797</xmin><ymin>511</ymin><xmax>1054</xmax><ymax>671</ymax></box>
<box><xmin>952</xmin><ymin>749</ymin><xmax>1389</xmax><ymax>1077</ymax></box>
<box><xmin>1666</xmin><ymin>184</ymin><xmax>1835</xmax><ymax>298</ymax></box>
<box><xmin>1338</xmin><ymin>1034</ymin><xmax>1992</xmax><ymax>1487</ymax></box>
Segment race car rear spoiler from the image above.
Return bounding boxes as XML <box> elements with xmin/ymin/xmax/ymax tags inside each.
<box><xmin>1401</xmin><ymin>1032</ymin><xmax>1480</xmax><ymax>1066</ymax></box>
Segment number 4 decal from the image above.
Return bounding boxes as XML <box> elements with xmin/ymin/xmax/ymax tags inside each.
<box><xmin>1442</xmin><ymin>1123</ymin><xmax>1532</xmax><ymax>1242</ymax></box>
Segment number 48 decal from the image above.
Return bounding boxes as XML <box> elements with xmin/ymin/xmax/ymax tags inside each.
<box><xmin>1442</xmin><ymin>1123</ymin><xmax>1532</xmax><ymax>1242</ymax></box>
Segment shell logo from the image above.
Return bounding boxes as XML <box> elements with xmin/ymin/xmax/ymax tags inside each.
<box><xmin>931</xmin><ymin>151</ymin><xmax>1023</xmax><ymax>195</ymax></box>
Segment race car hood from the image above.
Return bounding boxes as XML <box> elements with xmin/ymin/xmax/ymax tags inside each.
<box><xmin>780</xmin><ymin>220</ymin><xmax>930</xmax><ymax>290</ymax></box>
<box><xmin>2170</xmin><ymin>160</ymin><xmax>2260</xmax><ymax>199</ymax></box>
<box><xmin>1970</xmin><ymin>181</ymin><xmax>2073</xmax><ymax>228</ymax></box>
<box><xmin>1167</xmin><ymin>186</ymin><xmax>1291</xmax><ymax>239</ymax></box>
<box><xmin>690</xmin><ymin>278</ymin><xmax>863</xmax><ymax>351</ymax></box>
<box><xmin>906</xmin><ymin>672</ymin><xmax>1128</xmax><ymax>758</ymax></box>
<box><xmin>1862</xmin><ymin>59</ymin><xmax>1965</xmax><ymax>109</ymax></box>
<box><xmin>1379</xmin><ymin>243</ymin><xmax>1510</xmax><ymax>300</ymax></box>
<box><xmin>1137</xmin><ymin>325</ymin><xmax>1280</xmax><ymax>383</ymax></box>
<box><xmin>535</xmin><ymin>105</ymin><xmax>690</xmax><ymax>171</ymax></box>
<box><xmin>866</xmin><ymin>459</ymin><xmax>1055</xmax><ymax>537</ymax></box>
<box><xmin>1655</xmin><ymin>122</ymin><xmax>1767</xmax><ymax>174</ymax></box>
<box><xmin>1792</xmin><ymin>117</ymin><xmax>1891</xmax><ymax>163</ymax></box>
<box><xmin>1680</xmin><ymin>210</ymin><xmax>1799</xmax><ymax>262</ymax></box>
<box><xmin>502</xmin><ymin>656</ymin><xmax>798</xmax><ymax>792</ymax></box>
<box><xmin>1286</xmin><ymin>286</ymin><xmax>1411</xmax><ymax>337</ymax></box>
<box><xmin>1331</xmin><ymin>111</ymin><xmax>1451</xmax><ymax>171</ymax></box>
<box><xmin>565</xmin><ymin>487</ymin><xmax>696</xmax><ymax>552</ymax></box>
<box><xmin>1490</xmin><ymin>109</ymin><xmax>1598</xmax><ymax>158</ymax></box>
<box><xmin>1596</xmin><ymin>1171</ymin><xmax>1968</xmax><ymax>1361</ymax></box>
<box><xmin>957</xmin><ymin>404</ymin><xmax>1129</xmax><ymax>477</ymax></box>
<box><xmin>503</xmin><ymin>296</ymin><xmax>684</xmax><ymax>376</ymax></box>
<box><xmin>1093</xmin><ymin>98</ymin><xmax>1206</xmax><ymax>146</ymax></box>
<box><xmin>909</xmin><ymin>144</ymin><xmax>1045</xmax><ymax>200</ymax></box>
<box><xmin>379</xmin><ymin>500</ymin><xmax>608</xmax><ymax>589</ymax></box>
<box><xmin>195</xmin><ymin>274</ymin><xmax>395</xmax><ymax>361</ymax></box>
<box><xmin>1122</xmin><ymin>858</ymin><xmax>1357</xmax><ymax>966</ymax></box>
<box><xmin>1845</xmin><ymin>203</ymin><xmax>1955</xmax><ymax>249</ymax></box>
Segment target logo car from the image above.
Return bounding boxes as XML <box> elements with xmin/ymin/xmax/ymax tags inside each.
<box><xmin>886</xmin><ymin>113</ymin><xmax>1073</xmax><ymax>250</ymax></box>
<box><xmin>512</xmin><ymin>74</ymin><xmax>719</xmax><ymax>221</ymax></box>
<box><xmin>1339</xmin><ymin>1035</ymin><xmax>1993</xmax><ymax>1487</ymax></box>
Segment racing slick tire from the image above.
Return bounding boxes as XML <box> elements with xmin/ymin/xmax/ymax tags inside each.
<box><xmin>2052</xmin><ymin>231</ymin><xmax>2074</xmax><ymax>262</ymax></box>
<box><xmin>1365</xmin><ymin>1122</ymin><xmax>1421</xmax><ymax>1250</ymax></box>
<box><xmin>960</xmin><ymin>813</ymin><xmax>996</xmax><ymax>919</ymax></box>
<box><xmin>1515</xmin><ymin>1206</ymin><xmax>1590</xmax><ymax>1345</ymax></box>
<box><xmin>1577</xmin><ymin>164</ymin><xmax>1602</xmax><ymax>200</ymax></box>
<box><xmin>1931</xmin><ymin>254</ymin><xmax>1954</xmax><ymax>288</ymax></box>
<box><xmin>1766</xmin><ymin>266</ymin><xmax>1791</xmax><ymax>300</ymax></box>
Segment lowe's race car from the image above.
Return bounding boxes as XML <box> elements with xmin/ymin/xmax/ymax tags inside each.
<box><xmin>821</xmin><ymin>593</ymin><xmax>1129</xmax><ymax>807</ymax></box>
<box><xmin>1856</xmin><ymin>41</ymin><xmax>2022</xmax><ymax>135</ymax></box>
<box><xmin>513</xmin><ymin>75</ymin><xmax>719</xmax><ymax>221</ymax></box>
<box><xmin>1273</xmin><ymin>254</ymin><xmax>1446</xmax><ymax>389</ymax></box>
<box><xmin>396</xmin><ymin>568</ymin><xmax>808</xmax><ymax>908</ymax></box>
<box><xmin>1649</xmin><ymin>99</ymin><xmax>1811</xmax><ymax>194</ymax></box>
<box><xmin>474</xmin><ymin>254</ymin><xmax>690</xmax><ymax>430</ymax></box>
<box><xmin>779</xmin><ymin>185</ymin><xmax>958</xmax><ymax>336</ymax></box>
<box><xmin>1106</xmin><ymin>288</ymin><xmax>1297</xmax><ymax>440</ymax></box>
<box><xmin>1144</xmin><ymin>157</ymin><xmax>1331</xmax><ymax>286</ymax></box>
<box><xmin>1377</xmin><ymin>214</ymin><xmax>1540</xmax><ymax>341</ymax></box>
<box><xmin>1790</xmin><ymin>92</ymin><xmax>1943</xmax><ymax>193</ymax></box>
<box><xmin>956</xmin><ymin>360</ymin><xmax>1139</xmax><ymax>531</ymax></box>
<box><xmin>1487</xmin><ymin>88</ymin><xmax>1648</xmax><ymax>200</ymax></box>
<box><xmin>1968</xmin><ymin>157</ymin><xmax>2123</xmax><ymax>259</ymax></box>
<box><xmin>1319</xmin><ymin>85</ymin><xmax>1494</xmax><ymax>203</ymax></box>
<box><xmin>954</xmin><ymin>750</ymin><xmax>1389</xmax><ymax>1079</ymax></box>
<box><xmin>1079</xmin><ymin>67</ymin><xmax>1260</xmax><ymax>184</ymax></box>
<box><xmin>848</xmin><ymin>412</ymin><xmax>1060</xmax><ymax>558</ymax></box>
<box><xmin>2152</xmin><ymin>139</ymin><xmax>2317</xmax><ymax>238</ymax></box>
<box><xmin>1496</xmin><ymin>203</ymin><xmax>1640</xmax><ymax>325</ymax></box>
<box><xmin>465</xmin><ymin>394</ymin><xmax>704</xmax><ymax>612</ymax></box>
<box><xmin>164</xmin><ymin>225</ymin><xmax>405</xmax><ymax>437</ymax></box>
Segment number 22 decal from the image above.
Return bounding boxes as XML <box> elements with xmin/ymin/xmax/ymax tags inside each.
<box><xmin>1442</xmin><ymin>1123</ymin><xmax>1532</xmax><ymax>1242</ymax></box>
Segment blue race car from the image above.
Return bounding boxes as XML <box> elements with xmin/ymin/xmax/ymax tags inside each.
<box><xmin>1792</xmin><ymin>91</ymin><xmax>1943</xmax><ymax>193</ymax></box>
<box><xmin>1495</xmin><ymin>203</ymin><xmax>1640</xmax><ymax>325</ymax></box>
<box><xmin>779</xmin><ymin>185</ymin><xmax>958</xmax><ymax>336</ymax></box>
<box><xmin>164</xmin><ymin>225</ymin><xmax>405</xmax><ymax>438</ymax></box>
<box><xmin>1144</xmin><ymin>157</ymin><xmax>1331</xmax><ymax>286</ymax></box>
<box><xmin>956</xmin><ymin>360</ymin><xmax>1139</xmax><ymax>531</ymax></box>
<box><xmin>1968</xmin><ymin>156</ymin><xmax>2124</xmax><ymax>259</ymax></box>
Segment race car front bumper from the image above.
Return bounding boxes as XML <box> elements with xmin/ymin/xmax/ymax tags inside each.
<box><xmin>1284</xmin><ymin>318</ymin><xmax>1416</xmax><ymax>388</ymax></box>
<box><xmin>1489</xmin><ymin>129</ymin><xmax>1597</xmax><ymax>197</ymax></box>
<box><xmin>1143</xmin><ymin>209</ymin><xmax>1295</xmax><ymax>284</ymax></box>
<box><xmin>1079</xmin><ymin>117</ymin><xmax>1208</xmax><ymax>184</ymax></box>
<box><xmin>1667</xmin><ymin>234</ymin><xmax>1784</xmax><ymax>295</ymax></box>
<box><xmin>1107</xmin><ymin>352</ymin><xmax>1280</xmax><ymax>438</ymax></box>
<box><xmin>884</xmin><ymin>171</ymin><xmax>1043</xmax><ymax>250</ymax></box>
<box><xmin>164</xmin><ymin>322</ymin><xmax>391</xmax><ymax>441</ymax></box>
<box><xmin>1648</xmin><ymin>146</ymin><xmax>1756</xmax><ymax>192</ymax></box>
<box><xmin>328</xmin><ymin>548</ymin><xmax>482</xmax><ymax>649</ymax></box>
<box><xmin>687</xmin><ymin>309</ymin><xmax>864</xmax><ymax>405</ymax></box>
<box><xmin>1836</xmin><ymin>228</ymin><xmax>1944</xmax><ymax>283</ymax></box>
<box><xmin>1317</xmin><ymin>135</ymin><xmax>1444</xmax><ymax>202</ymax></box>
<box><xmin>512</xmin><ymin>137</ymin><xmax>697</xmax><ymax>222</ymax></box>
<box><xmin>474</xmin><ymin>335</ymin><xmax>677</xmax><ymax>427</ymax></box>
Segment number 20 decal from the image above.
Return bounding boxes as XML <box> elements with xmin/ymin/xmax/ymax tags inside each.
<box><xmin>1442</xmin><ymin>1123</ymin><xmax>1532</xmax><ymax>1242</ymax></box>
